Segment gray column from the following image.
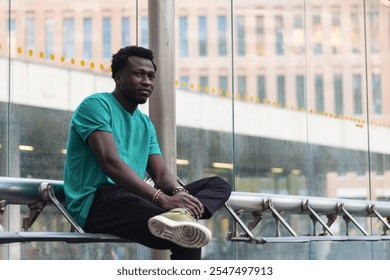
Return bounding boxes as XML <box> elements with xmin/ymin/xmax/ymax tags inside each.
<box><xmin>148</xmin><ymin>0</ymin><xmax>176</xmax><ymax>260</ymax></box>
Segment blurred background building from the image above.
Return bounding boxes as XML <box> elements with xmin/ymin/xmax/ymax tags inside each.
<box><xmin>0</xmin><ymin>0</ymin><xmax>390</xmax><ymax>259</ymax></box>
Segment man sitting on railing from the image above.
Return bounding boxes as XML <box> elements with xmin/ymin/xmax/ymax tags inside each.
<box><xmin>63</xmin><ymin>46</ymin><xmax>231</xmax><ymax>260</ymax></box>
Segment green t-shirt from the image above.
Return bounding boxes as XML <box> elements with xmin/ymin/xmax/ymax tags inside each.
<box><xmin>64</xmin><ymin>92</ymin><xmax>162</xmax><ymax>227</ymax></box>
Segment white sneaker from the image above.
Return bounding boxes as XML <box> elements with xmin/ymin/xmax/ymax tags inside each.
<box><xmin>148</xmin><ymin>208</ymin><xmax>212</xmax><ymax>248</ymax></box>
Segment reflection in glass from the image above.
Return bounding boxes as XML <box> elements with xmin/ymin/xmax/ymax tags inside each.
<box><xmin>277</xmin><ymin>75</ymin><xmax>285</xmax><ymax>106</ymax></box>
<box><xmin>372</xmin><ymin>73</ymin><xmax>382</xmax><ymax>114</ymax></box>
<box><xmin>351</xmin><ymin>6</ymin><xmax>360</xmax><ymax>54</ymax></box>
<box><xmin>141</xmin><ymin>16</ymin><xmax>148</xmax><ymax>47</ymax></box>
<box><xmin>102</xmin><ymin>17</ymin><xmax>111</xmax><ymax>58</ymax></box>
<box><xmin>1</xmin><ymin>0</ymin><xmax>390</xmax><ymax>261</ymax></box>
<box><xmin>179</xmin><ymin>16</ymin><xmax>188</xmax><ymax>57</ymax></box>
<box><xmin>331</xmin><ymin>11</ymin><xmax>342</xmax><ymax>54</ymax></box>
<box><xmin>83</xmin><ymin>18</ymin><xmax>93</xmax><ymax>59</ymax></box>
<box><xmin>122</xmin><ymin>17</ymin><xmax>130</xmax><ymax>47</ymax></box>
<box><xmin>256</xmin><ymin>15</ymin><xmax>265</xmax><ymax>55</ymax></box>
<box><xmin>25</xmin><ymin>17</ymin><xmax>35</xmax><ymax>50</ymax></box>
<box><xmin>275</xmin><ymin>15</ymin><xmax>284</xmax><ymax>55</ymax></box>
<box><xmin>312</xmin><ymin>10</ymin><xmax>322</xmax><ymax>55</ymax></box>
<box><xmin>45</xmin><ymin>18</ymin><xmax>54</xmax><ymax>58</ymax></box>
<box><xmin>353</xmin><ymin>74</ymin><xmax>363</xmax><ymax>115</ymax></box>
<box><xmin>199</xmin><ymin>16</ymin><xmax>207</xmax><ymax>57</ymax></box>
<box><xmin>296</xmin><ymin>75</ymin><xmax>305</xmax><ymax>109</ymax></box>
<box><xmin>218</xmin><ymin>15</ymin><xmax>227</xmax><ymax>56</ymax></box>
<box><xmin>63</xmin><ymin>18</ymin><xmax>75</xmax><ymax>59</ymax></box>
<box><xmin>334</xmin><ymin>74</ymin><xmax>343</xmax><ymax>115</ymax></box>
<box><xmin>293</xmin><ymin>14</ymin><xmax>304</xmax><ymax>55</ymax></box>
<box><xmin>315</xmin><ymin>74</ymin><xmax>324</xmax><ymax>112</ymax></box>
<box><xmin>257</xmin><ymin>75</ymin><xmax>266</xmax><ymax>102</ymax></box>
<box><xmin>236</xmin><ymin>15</ymin><xmax>245</xmax><ymax>56</ymax></box>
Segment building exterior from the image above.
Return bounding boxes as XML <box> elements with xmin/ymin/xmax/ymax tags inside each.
<box><xmin>0</xmin><ymin>0</ymin><xmax>390</xmax><ymax>260</ymax></box>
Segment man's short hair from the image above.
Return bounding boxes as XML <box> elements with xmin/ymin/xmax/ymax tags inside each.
<box><xmin>111</xmin><ymin>46</ymin><xmax>157</xmax><ymax>79</ymax></box>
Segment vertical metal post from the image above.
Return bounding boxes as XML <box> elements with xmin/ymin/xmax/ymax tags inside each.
<box><xmin>148</xmin><ymin>0</ymin><xmax>176</xmax><ymax>260</ymax></box>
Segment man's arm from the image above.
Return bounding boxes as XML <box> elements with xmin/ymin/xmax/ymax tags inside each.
<box><xmin>146</xmin><ymin>155</ymin><xmax>181</xmax><ymax>194</ymax></box>
<box><xmin>147</xmin><ymin>154</ymin><xmax>204</xmax><ymax>219</ymax></box>
<box><xmin>88</xmin><ymin>130</ymin><xmax>204</xmax><ymax>218</ymax></box>
<box><xmin>88</xmin><ymin>130</ymin><xmax>157</xmax><ymax>201</ymax></box>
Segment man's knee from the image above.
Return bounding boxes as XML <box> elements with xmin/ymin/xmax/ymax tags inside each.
<box><xmin>207</xmin><ymin>176</ymin><xmax>232</xmax><ymax>201</ymax></box>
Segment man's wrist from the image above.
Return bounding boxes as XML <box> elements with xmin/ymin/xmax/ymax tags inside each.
<box><xmin>172</xmin><ymin>186</ymin><xmax>189</xmax><ymax>195</ymax></box>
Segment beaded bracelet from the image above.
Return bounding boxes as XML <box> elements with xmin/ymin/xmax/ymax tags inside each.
<box><xmin>172</xmin><ymin>187</ymin><xmax>189</xmax><ymax>196</ymax></box>
<box><xmin>152</xmin><ymin>189</ymin><xmax>163</xmax><ymax>205</ymax></box>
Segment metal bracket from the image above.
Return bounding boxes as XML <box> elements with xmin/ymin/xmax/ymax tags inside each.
<box><xmin>266</xmin><ymin>198</ymin><xmax>297</xmax><ymax>237</ymax></box>
<box><xmin>248</xmin><ymin>210</ymin><xmax>264</xmax><ymax>231</ymax></box>
<box><xmin>22</xmin><ymin>200</ymin><xmax>47</xmax><ymax>231</ymax></box>
<box><xmin>224</xmin><ymin>202</ymin><xmax>265</xmax><ymax>244</ymax></box>
<box><xmin>39</xmin><ymin>183</ymin><xmax>84</xmax><ymax>233</ymax></box>
<box><xmin>303</xmin><ymin>200</ymin><xmax>335</xmax><ymax>236</ymax></box>
<box><xmin>369</xmin><ymin>204</ymin><xmax>390</xmax><ymax>235</ymax></box>
<box><xmin>341</xmin><ymin>203</ymin><xmax>368</xmax><ymax>236</ymax></box>
<box><xmin>0</xmin><ymin>200</ymin><xmax>7</xmax><ymax>232</ymax></box>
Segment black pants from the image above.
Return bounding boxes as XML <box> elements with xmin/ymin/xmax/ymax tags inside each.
<box><xmin>84</xmin><ymin>176</ymin><xmax>231</xmax><ymax>260</ymax></box>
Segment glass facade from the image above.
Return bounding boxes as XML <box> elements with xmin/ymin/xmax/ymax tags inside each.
<box><xmin>1</xmin><ymin>0</ymin><xmax>390</xmax><ymax>260</ymax></box>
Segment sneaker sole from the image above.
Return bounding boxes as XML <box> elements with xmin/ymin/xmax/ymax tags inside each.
<box><xmin>148</xmin><ymin>215</ymin><xmax>211</xmax><ymax>248</ymax></box>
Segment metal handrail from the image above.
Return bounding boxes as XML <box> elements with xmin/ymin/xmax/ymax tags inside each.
<box><xmin>0</xmin><ymin>176</ymin><xmax>65</xmax><ymax>205</ymax></box>
<box><xmin>0</xmin><ymin>176</ymin><xmax>126</xmax><ymax>243</ymax></box>
<box><xmin>2</xmin><ymin>177</ymin><xmax>390</xmax><ymax>245</ymax></box>
<box><xmin>228</xmin><ymin>191</ymin><xmax>390</xmax><ymax>216</ymax></box>
<box><xmin>226</xmin><ymin>191</ymin><xmax>390</xmax><ymax>244</ymax></box>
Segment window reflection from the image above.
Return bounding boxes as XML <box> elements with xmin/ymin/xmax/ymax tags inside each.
<box><xmin>256</xmin><ymin>15</ymin><xmax>265</xmax><ymax>55</ymax></box>
<box><xmin>45</xmin><ymin>18</ymin><xmax>54</xmax><ymax>58</ymax></box>
<box><xmin>83</xmin><ymin>18</ymin><xmax>93</xmax><ymax>59</ymax></box>
<box><xmin>1</xmin><ymin>0</ymin><xmax>390</xmax><ymax>261</ymax></box>
<box><xmin>372</xmin><ymin>73</ymin><xmax>382</xmax><ymax>114</ymax></box>
<box><xmin>353</xmin><ymin>74</ymin><xmax>363</xmax><ymax>115</ymax></box>
<box><xmin>351</xmin><ymin>6</ymin><xmax>360</xmax><ymax>54</ymax></box>
<box><xmin>122</xmin><ymin>17</ymin><xmax>130</xmax><ymax>47</ymax></box>
<box><xmin>218</xmin><ymin>15</ymin><xmax>227</xmax><ymax>56</ymax></box>
<box><xmin>257</xmin><ymin>75</ymin><xmax>266</xmax><ymax>102</ymax></box>
<box><xmin>315</xmin><ymin>75</ymin><xmax>324</xmax><ymax>112</ymax></box>
<box><xmin>277</xmin><ymin>75</ymin><xmax>285</xmax><ymax>107</ymax></box>
<box><xmin>25</xmin><ymin>17</ymin><xmax>35</xmax><ymax>50</ymax></box>
<box><xmin>334</xmin><ymin>74</ymin><xmax>343</xmax><ymax>115</ymax></box>
<box><xmin>236</xmin><ymin>15</ymin><xmax>245</xmax><ymax>56</ymax></box>
<box><xmin>102</xmin><ymin>17</ymin><xmax>112</xmax><ymax>58</ymax></box>
<box><xmin>331</xmin><ymin>11</ymin><xmax>342</xmax><ymax>54</ymax></box>
<box><xmin>312</xmin><ymin>9</ymin><xmax>322</xmax><ymax>55</ymax></box>
<box><xmin>296</xmin><ymin>75</ymin><xmax>305</xmax><ymax>109</ymax></box>
<box><xmin>199</xmin><ymin>16</ymin><xmax>207</xmax><ymax>56</ymax></box>
<box><xmin>63</xmin><ymin>18</ymin><xmax>75</xmax><ymax>59</ymax></box>
<box><xmin>179</xmin><ymin>16</ymin><xmax>188</xmax><ymax>57</ymax></box>
<box><xmin>141</xmin><ymin>16</ymin><xmax>148</xmax><ymax>47</ymax></box>
<box><xmin>275</xmin><ymin>15</ymin><xmax>284</xmax><ymax>55</ymax></box>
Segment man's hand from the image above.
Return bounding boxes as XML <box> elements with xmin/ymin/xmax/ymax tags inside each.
<box><xmin>157</xmin><ymin>191</ymin><xmax>205</xmax><ymax>220</ymax></box>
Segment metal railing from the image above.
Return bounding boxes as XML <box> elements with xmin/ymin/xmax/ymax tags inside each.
<box><xmin>0</xmin><ymin>176</ymin><xmax>126</xmax><ymax>243</ymax></box>
<box><xmin>226</xmin><ymin>192</ymin><xmax>390</xmax><ymax>244</ymax></box>
<box><xmin>2</xmin><ymin>176</ymin><xmax>390</xmax><ymax>245</ymax></box>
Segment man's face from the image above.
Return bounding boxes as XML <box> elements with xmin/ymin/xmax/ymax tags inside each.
<box><xmin>115</xmin><ymin>56</ymin><xmax>156</xmax><ymax>105</ymax></box>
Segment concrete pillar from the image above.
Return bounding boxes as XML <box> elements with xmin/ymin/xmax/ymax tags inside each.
<box><xmin>148</xmin><ymin>0</ymin><xmax>176</xmax><ymax>260</ymax></box>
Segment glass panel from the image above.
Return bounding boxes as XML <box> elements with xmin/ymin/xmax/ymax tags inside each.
<box><xmin>175</xmin><ymin>0</ymin><xmax>233</xmax><ymax>260</ymax></box>
<box><xmin>367</xmin><ymin>0</ymin><xmax>390</xmax><ymax>210</ymax></box>
<box><xmin>0</xmin><ymin>0</ymin><xmax>147</xmax><ymax>260</ymax></box>
<box><xmin>1</xmin><ymin>0</ymin><xmax>390</xmax><ymax>261</ymax></box>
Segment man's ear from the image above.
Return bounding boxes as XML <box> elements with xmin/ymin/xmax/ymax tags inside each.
<box><xmin>114</xmin><ymin>72</ymin><xmax>121</xmax><ymax>85</ymax></box>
